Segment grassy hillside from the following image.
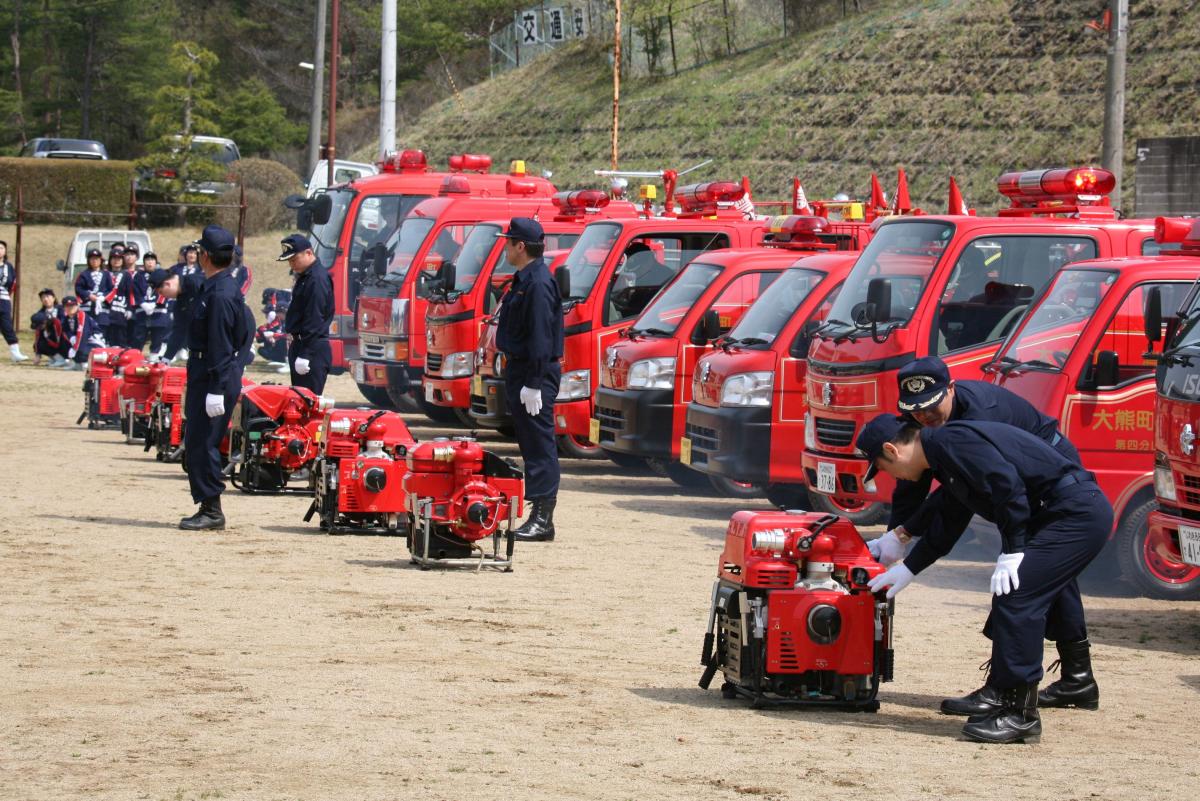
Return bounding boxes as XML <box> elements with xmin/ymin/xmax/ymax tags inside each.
<box><xmin>382</xmin><ymin>0</ymin><xmax>1200</xmax><ymax>213</ymax></box>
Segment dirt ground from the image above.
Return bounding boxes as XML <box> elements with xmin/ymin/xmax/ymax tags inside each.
<box><xmin>2</xmin><ymin>365</ymin><xmax>1199</xmax><ymax>800</ymax></box>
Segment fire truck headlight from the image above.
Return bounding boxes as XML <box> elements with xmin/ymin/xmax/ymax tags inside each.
<box><xmin>444</xmin><ymin>351</ymin><xmax>475</xmax><ymax>378</ymax></box>
<box><xmin>1155</xmin><ymin>452</ymin><xmax>1177</xmax><ymax>502</ymax></box>
<box><xmin>804</xmin><ymin>412</ymin><xmax>816</xmax><ymax>449</ymax></box>
<box><xmin>807</xmin><ymin>604</ymin><xmax>842</xmax><ymax>645</ymax></box>
<box><xmin>721</xmin><ymin>371</ymin><xmax>773</xmax><ymax>407</ymax></box>
<box><xmin>557</xmin><ymin>369</ymin><xmax>591</xmax><ymax>400</ymax></box>
<box><xmin>627</xmin><ymin>357</ymin><xmax>675</xmax><ymax>390</ymax></box>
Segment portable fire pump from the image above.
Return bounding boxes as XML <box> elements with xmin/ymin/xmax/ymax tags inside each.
<box><xmin>227</xmin><ymin>384</ymin><xmax>335</xmax><ymax>494</ymax></box>
<box><xmin>699</xmin><ymin>510</ymin><xmax>892</xmax><ymax>710</ymax></box>
<box><xmin>77</xmin><ymin>347</ymin><xmax>145</xmax><ymax>429</ymax></box>
<box><xmin>404</xmin><ymin>437</ymin><xmax>524</xmax><ymax>570</ymax></box>
<box><xmin>307</xmin><ymin>408</ymin><xmax>418</xmax><ymax>533</ymax></box>
<box><xmin>145</xmin><ymin>365</ymin><xmax>187</xmax><ymax>461</ymax></box>
<box><xmin>117</xmin><ymin>363</ymin><xmax>158</xmax><ymax>443</ymax></box>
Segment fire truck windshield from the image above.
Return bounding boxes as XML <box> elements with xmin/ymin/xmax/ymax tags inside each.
<box><xmin>633</xmin><ymin>261</ymin><xmax>722</xmax><ymax>336</ymax></box>
<box><xmin>726</xmin><ymin>267</ymin><xmax>826</xmax><ymax>346</ymax></box>
<box><xmin>451</xmin><ymin>223</ymin><xmax>503</xmax><ymax>292</ymax></box>
<box><xmin>562</xmin><ymin>222</ymin><xmax>622</xmax><ymax>298</ymax></box>
<box><xmin>309</xmin><ymin>188</ymin><xmax>354</xmax><ymax>267</ymax></box>
<box><xmin>383</xmin><ymin>217</ymin><xmax>436</xmax><ymax>281</ymax></box>
<box><xmin>820</xmin><ymin>220</ymin><xmax>954</xmax><ymax>337</ymax></box>
<box><xmin>995</xmin><ymin>268</ymin><xmax>1118</xmax><ymax>372</ymax></box>
<box><xmin>1164</xmin><ymin>283</ymin><xmax>1200</xmax><ymax>353</ymax></box>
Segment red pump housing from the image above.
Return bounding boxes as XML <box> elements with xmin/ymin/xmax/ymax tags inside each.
<box><xmin>147</xmin><ymin>364</ymin><xmax>187</xmax><ymax>461</ymax></box>
<box><xmin>227</xmin><ymin>384</ymin><xmax>335</xmax><ymax>494</ymax></box>
<box><xmin>117</xmin><ymin>363</ymin><xmax>158</xmax><ymax>444</ymax></box>
<box><xmin>79</xmin><ymin>348</ymin><xmax>145</xmax><ymax>429</ymax></box>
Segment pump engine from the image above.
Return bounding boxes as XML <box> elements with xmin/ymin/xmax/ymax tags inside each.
<box><xmin>699</xmin><ymin>510</ymin><xmax>893</xmax><ymax>710</ymax></box>
<box><xmin>78</xmin><ymin>348</ymin><xmax>145</xmax><ymax>429</ymax></box>
<box><xmin>227</xmin><ymin>384</ymin><xmax>335</xmax><ymax>494</ymax></box>
<box><xmin>404</xmin><ymin>437</ymin><xmax>524</xmax><ymax>570</ymax></box>
<box><xmin>145</xmin><ymin>365</ymin><xmax>187</xmax><ymax>461</ymax></box>
<box><xmin>118</xmin><ymin>363</ymin><xmax>158</xmax><ymax>444</ymax></box>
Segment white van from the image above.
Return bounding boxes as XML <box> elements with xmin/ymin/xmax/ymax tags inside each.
<box><xmin>306</xmin><ymin>159</ymin><xmax>377</xmax><ymax>196</ymax></box>
<box><xmin>56</xmin><ymin>229</ymin><xmax>155</xmax><ymax>295</ymax></box>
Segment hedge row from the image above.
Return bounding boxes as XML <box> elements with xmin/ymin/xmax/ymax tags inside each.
<box><xmin>0</xmin><ymin>157</ymin><xmax>134</xmax><ymax>226</ymax></box>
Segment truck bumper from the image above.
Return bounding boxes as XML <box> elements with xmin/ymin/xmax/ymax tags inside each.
<box><xmin>684</xmin><ymin>403</ymin><xmax>771</xmax><ymax>484</ymax></box>
<box><xmin>800</xmin><ymin>448</ymin><xmax>893</xmax><ymax>502</ymax></box>
<box><xmin>351</xmin><ymin>359</ymin><xmax>422</xmax><ymax>395</ymax></box>
<box><xmin>470</xmin><ymin>376</ymin><xmax>511</xmax><ymax>428</ymax></box>
<box><xmin>594</xmin><ymin>387</ymin><xmax>674</xmax><ymax>459</ymax></box>
<box><xmin>556</xmin><ymin>397</ymin><xmax>593</xmax><ymax>438</ymax></box>
<box><xmin>423</xmin><ymin>374</ymin><xmax>471</xmax><ymax>408</ymax></box>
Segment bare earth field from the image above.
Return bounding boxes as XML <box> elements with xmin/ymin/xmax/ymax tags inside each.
<box><xmin>1</xmin><ymin>360</ymin><xmax>1199</xmax><ymax>801</ymax></box>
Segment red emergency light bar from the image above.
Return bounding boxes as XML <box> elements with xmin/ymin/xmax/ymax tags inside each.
<box><xmin>448</xmin><ymin>154</ymin><xmax>492</xmax><ymax>173</ymax></box>
<box><xmin>551</xmin><ymin>189</ymin><xmax>610</xmax><ymax>216</ymax></box>
<box><xmin>676</xmin><ymin>181</ymin><xmax>744</xmax><ymax>215</ymax></box>
<box><xmin>997</xmin><ymin>167</ymin><xmax>1115</xmax><ymax>202</ymax></box>
<box><xmin>379</xmin><ymin>149</ymin><xmax>428</xmax><ymax>173</ymax></box>
<box><xmin>505</xmin><ymin>178</ymin><xmax>540</xmax><ymax>196</ymax></box>
<box><xmin>440</xmin><ymin>175</ymin><xmax>471</xmax><ymax>195</ymax></box>
<box><xmin>1155</xmin><ymin>217</ymin><xmax>1200</xmax><ymax>253</ymax></box>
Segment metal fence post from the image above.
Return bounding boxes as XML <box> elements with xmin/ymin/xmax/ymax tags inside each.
<box><xmin>237</xmin><ymin>184</ymin><xmax>247</xmax><ymax>248</ymax></box>
<box><xmin>13</xmin><ymin>185</ymin><xmax>22</xmax><ymax>330</ymax></box>
<box><xmin>128</xmin><ymin>179</ymin><xmax>138</xmax><ymax>230</ymax></box>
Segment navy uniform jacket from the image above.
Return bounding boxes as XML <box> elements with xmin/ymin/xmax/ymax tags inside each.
<box><xmin>888</xmin><ymin>380</ymin><xmax>1078</xmax><ymax>530</ymax></box>
<box><xmin>144</xmin><ymin>285</ymin><xmax>172</xmax><ymax>329</ymax></box>
<box><xmin>106</xmin><ymin>269</ymin><xmax>141</xmax><ymax>319</ymax></box>
<box><xmin>57</xmin><ymin>309</ymin><xmax>100</xmax><ymax>357</ymax></box>
<box><xmin>187</xmin><ymin>269</ymin><xmax>249</xmax><ymax>389</ymax></box>
<box><xmin>903</xmin><ymin>420</ymin><xmax>1091</xmax><ymax>575</ymax></box>
<box><xmin>496</xmin><ymin>257</ymin><xmax>564</xmax><ymax>388</ymax></box>
<box><xmin>32</xmin><ymin>304</ymin><xmax>63</xmax><ymax>349</ymax></box>
<box><xmin>284</xmin><ymin>261</ymin><xmax>333</xmax><ymax>360</ymax></box>
<box><xmin>75</xmin><ymin>268</ymin><xmax>113</xmax><ymax>319</ymax></box>
<box><xmin>0</xmin><ymin>260</ymin><xmax>15</xmax><ymax>301</ymax></box>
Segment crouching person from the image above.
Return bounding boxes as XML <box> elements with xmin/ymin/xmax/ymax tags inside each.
<box><xmin>57</xmin><ymin>297</ymin><xmax>102</xmax><ymax>369</ymax></box>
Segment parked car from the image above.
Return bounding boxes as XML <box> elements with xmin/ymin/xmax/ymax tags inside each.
<box><xmin>19</xmin><ymin>138</ymin><xmax>109</xmax><ymax>160</ymax></box>
<box><xmin>306</xmin><ymin>159</ymin><xmax>378</xmax><ymax>196</ymax></box>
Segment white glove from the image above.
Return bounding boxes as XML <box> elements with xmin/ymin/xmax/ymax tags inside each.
<box><xmin>205</xmin><ymin>393</ymin><xmax>225</xmax><ymax>418</ymax></box>
<box><xmin>294</xmin><ymin>357</ymin><xmax>311</xmax><ymax>375</ymax></box>
<box><xmin>140</xmin><ymin>302</ymin><xmax>156</xmax><ymax>314</ymax></box>
<box><xmin>266</xmin><ymin>311</ymin><xmax>277</xmax><ymax>323</ymax></box>
<box><xmin>867</xmin><ymin>562</ymin><xmax>915</xmax><ymax>599</ymax></box>
<box><xmin>519</xmin><ymin>385</ymin><xmax>543</xmax><ymax>416</ymax></box>
<box><xmin>990</xmin><ymin>552</ymin><xmax>1025</xmax><ymax>596</ymax></box>
<box><xmin>867</xmin><ymin>529</ymin><xmax>907</xmax><ymax>565</ymax></box>
<box><xmin>263</xmin><ymin>331</ymin><xmax>275</xmax><ymax>342</ymax></box>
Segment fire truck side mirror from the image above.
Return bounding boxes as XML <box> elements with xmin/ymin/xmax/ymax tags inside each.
<box><xmin>866</xmin><ymin>278</ymin><xmax>892</xmax><ymax>323</ymax></box>
<box><xmin>697</xmin><ymin>309</ymin><xmax>722</xmax><ymax>345</ymax></box>
<box><xmin>1091</xmin><ymin>350</ymin><xmax>1120</xmax><ymax>389</ymax></box>
<box><xmin>56</xmin><ymin>259</ymin><xmax>67</xmax><ymax>272</ymax></box>
<box><xmin>309</xmin><ymin>193</ymin><xmax>333</xmax><ymax>226</ymax></box>
<box><xmin>437</xmin><ymin>261</ymin><xmax>456</xmax><ymax>294</ymax></box>
<box><xmin>791</xmin><ymin>320</ymin><xmax>821</xmax><ymax>358</ymax></box>
<box><xmin>369</xmin><ymin>243</ymin><xmax>388</xmax><ymax>277</ymax></box>
<box><xmin>555</xmin><ymin>266</ymin><xmax>572</xmax><ymax>300</ymax></box>
<box><xmin>1144</xmin><ymin>286</ymin><xmax>1163</xmax><ymax>345</ymax></box>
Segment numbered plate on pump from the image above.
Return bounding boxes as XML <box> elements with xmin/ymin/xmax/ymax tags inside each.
<box><xmin>816</xmin><ymin>461</ymin><xmax>837</xmax><ymax>494</ymax></box>
<box><xmin>353</xmin><ymin>361</ymin><xmax>365</xmax><ymax>383</ymax></box>
<box><xmin>472</xmin><ymin>374</ymin><xmax>483</xmax><ymax>396</ymax></box>
<box><xmin>1180</xmin><ymin>525</ymin><xmax>1200</xmax><ymax>567</ymax></box>
<box><xmin>588</xmin><ymin>418</ymin><xmax>600</xmax><ymax>444</ymax></box>
<box><xmin>679</xmin><ymin>436</ymin><xmax>693</xmax><ymax>465</ymax></box>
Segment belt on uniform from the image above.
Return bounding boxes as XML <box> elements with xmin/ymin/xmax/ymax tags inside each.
<box><xmin>1051</xmin><ymin>472</ymin><xmax>1095</xmax><ymax>494</ymax></box>
<box><xmin>191</xmin><ymin>350</ymin><xmax>205</xmax><ymax>359</ymax></box>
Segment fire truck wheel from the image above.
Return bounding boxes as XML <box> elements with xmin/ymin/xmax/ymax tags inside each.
<box><xmin>647</xmin><ymin>458</ymin><xmax>710</xmax><ymax>489</ymax></box>
<box><xmin>453</xmin><ymin>408</ymin><xmax>477</xmax><ymax>428</ymax></box>
<box><xmin>808</xmin><ymin>493</ymin><xmax>887</xmax><ymax>526</ymax></box>
<box><xmin>708</xmin><ymin>475</ymin><xmax>764</xmax><ymax>499</ymax></box>
<box><xmin>356</xmin><ymin>383</ymin><xmax>397</xmax><ymax>410</ymax></box>
<box><xmin>764</xmin><ymin>483</ymin><xmax>812</xmax><ymax>510</ymax></box>
<box><xmin>601</xmin><ymin>449</ymin><xmax>652</xmax><ymax>472</ymax></box>
<box><xmin>1116</xmin><ymin>497</ymin><xmax>1200</xmax><ymax>600</ymax></box>
<box><xmin>418</xmin><ymin>397</ymin><xmax>461</xmax><ymax>425</ymax></box>
<box><xmin>557</xmin><ymin>433</ymin><xmax>604</xmax><ymax>460</ymax></box>
<box><xmin>385</xmin><ymin>386</ymin><xmax>422</xmax><ymax>413</ymax></box>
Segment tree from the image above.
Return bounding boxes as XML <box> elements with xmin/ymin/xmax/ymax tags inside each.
<box><xmin>218</xmin><ymin>78</ymin><xmax>305</xmax><ymax>157</ymax></box>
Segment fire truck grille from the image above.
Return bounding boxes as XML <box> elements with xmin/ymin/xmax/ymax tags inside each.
<box><xmin>815</xmin><ymin>417</ymin><xmax>856</xmax><ymax>448</ymax></box>
<box><xmin>426</xmin><ymin>353</ymin><xmax>443</xmax><ymax>374</ymax></box>
<box><xmin>361</xmin><ymin>340</ymin><xmax>388</xmax><ymax>360</ymax></box>
<box><xmin>1184</xmin><ymin>490</ymin><xmax>1200</xmax><ymax>507</ymax></box>
<box><xmin>686</xmin><ymin>422</ymin><xmax>718</xmax><ymax>452</ymax></box>
<box><xmin>719</xmin><ymin>613</ymin><xmax>745</xmax><ymax>682</ymax></box>
<box><xmin>1183</xmin><ymin>474</ymin><xmax>1200</xmax><ymax>490</ymax></box>
<box><xmin>595</xmin><ymin>405</ymin><xmax>624</xmax><ymax>430</ymax></box>
<box><xmin>470</xmin><ymin>396</ymin><xmax>488</xmax><ymax>415</ymax></box>
<box><xmin>776</xmin><ymin>631</ymin><xmax>801</xmax><ymax>671</ymax></box>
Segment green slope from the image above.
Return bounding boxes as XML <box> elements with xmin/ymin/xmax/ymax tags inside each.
<box><xmin>382</xmin><ymin>0</ymin><xmax>1200</xmax><ymax>212</ymax></box>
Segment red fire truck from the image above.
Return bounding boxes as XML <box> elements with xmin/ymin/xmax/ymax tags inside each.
<box><xmin>594</xmin><ymin>215</ymin><xmax>871</xmax><ymax>492</ymax></box>
<box><xmin>298</xmin><ymin>150</ymin><xmax>554</xmax><ymax>395</ymax></box>
<box><xmin>351</xmin><ymin>184</ymin><xmax>560</xmax><ymax>417</ymax></box>
<box><xmin>800</xmin><ymin>167</ymin><xmax>1156</xmax><ymax>522</ymax></box>
<box><xmin>422</xmin><ymin>191</ymin><xmax>638</xmax><ymax>424</ymax></box>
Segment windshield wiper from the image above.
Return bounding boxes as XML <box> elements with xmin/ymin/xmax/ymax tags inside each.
<box><xmin>631</xmin><ymin>327</ymin><xmax>672</xmax><ymax>338</ymax></box>
<box><xmin>813</xmin><ymin>318</ymin><xmax>850</xmax><ymax>339</ymax></box>
<box><xmin>1002</xmin><ymin>358</ymin><xmax>1058</xmax><ymax>374</ymax></box>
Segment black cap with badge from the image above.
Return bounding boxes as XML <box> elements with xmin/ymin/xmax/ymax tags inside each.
<box><xmin>896</xmin><ymin>356</ymin><xmax>952</xmax><ymax>413</ymax></box>
<box><xmin>497</xmin><ymin>217</ymin><xmax>544</xmax><ymax>244</ymax></box>
<box><xmin>277</xmin><ymin>233</ymin><xmax>313</xmax><ymax>261</ymax></box>
<box><xmin>147</xmin><ymin>268</ymin><xmax>171</xmax><ymax>288</ymax></box>
<box><xmin>856</xmin><ymin>413</ymin><xmax>908</xmax><ymax>482</ymax></box>
<box><xmin>195</xmin><ymin>224</ymin><xmax>236</xmax><ymax>255</ymax></box>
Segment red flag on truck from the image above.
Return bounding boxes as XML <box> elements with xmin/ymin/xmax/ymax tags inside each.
<box><xmin>948</xmin><ymin>176</ymin><xmax>969</xmax><ymax>215</ymax></box>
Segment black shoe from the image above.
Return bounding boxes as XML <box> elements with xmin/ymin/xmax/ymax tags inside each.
<box><xmin>513</xmin><ymin>497</ymin><xmax>555</xmax><ymax>542</ymax></box>
<box><xmin>179</xmin><ymin>496</ymin><xmax>226</xmax><ymax>531</ymax></box>
<box><xmin>961</xmin><ymin>683</ymin><xmax>1042</xmax><ymax>744</ymax></box>
<box><xmin>1039</xmin><ymin>638</ymin><xmax>1099</xmax><ymax>710</ymax></box>
<box><xmin>940</xmin><ymin>659</ymin><xmax>1001</xmax><ymax>716</ymax></box>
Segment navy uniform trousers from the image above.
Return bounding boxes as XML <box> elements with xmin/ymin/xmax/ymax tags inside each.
<box><xmin>0</xmin><ymin>299</ymin><xmax>16</xmax><ymax>345</ymax></box>
<box><xmin>183</xmin><ymin>361</ymin><xmax>241</xmax><ymax>504</ymax></box>
<box><xmin>288</xmin><ymin>338</ymin><xmax>332</xmax><ymax>395</ymax></box>
<box><xmin>985</xmin><ymin>482</ymin><xmax>1111</xmax><ymax>688</ymax></box>
<box><xmin>505</xmin><ymin>361</ymin><xmax>561</xmax><ymax>499</ymax></box>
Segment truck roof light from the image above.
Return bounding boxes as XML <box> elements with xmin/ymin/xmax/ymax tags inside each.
<box><xmin>552</xmin><ymin>189</ymin><xmax>610</xmax><ymax>216</ymax></box>
<box><xmin>506</xmin><ymin>178</ymin><xmax>539</xmax><ymax>196</ymax></box>
<box><xmin>997</xmin><ymin>167</ymin><xmax>1116</xmax><ymax>201</ymax></box>
<box><xmin>676</xmin><ymin>181</ymin><xmax>744</xmax><ymax>215</ymax></box>
<box><xmin>510</xmin><ymin>159</ymin><xmax>526</xmax><ymax>176</ymax></box>
<box><xmin>439</xmin><ymin>175</ymin><xmax>471</xmax><ymax>195</ymax></box>
<box><xmin>1155</xmin><ymin>217</ymin><xmax>1200</xmax><ymax>252</ymax></box>
<box><xmin>379</xmin><ymin>149</ymin><xmax>428</xmax><ymax>173</ymax></box>
<box><xmin>765</xmin><ymin>214</ymin><xmax>829</xmax><ymax>241</ymax></box>
<box><xmin>639</xmin><ymin>184</ymin><xmax>657</xmax><ymax>200</ymax></box>
<box><xmin>448</xmin><ymin>154</ymin><xmax>492</xmax><ymax>173</ymax></box>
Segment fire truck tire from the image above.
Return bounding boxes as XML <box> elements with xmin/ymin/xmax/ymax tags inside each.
<box><xmin>764</xmin><ymin>482</ymin><xmax>813</xmax><ymax>510</ymax></box>
<box><xmin>708</xmin><ymin>475</ymin><xmax>764</xmax><ymax>499</ymax></box>
<box><xmin>601</xmin><ymin>449</ymin><xmax>650</xmax><ymax>471</ymax></box>
<box><xmin>808</xmin><ymin>493</ymin><xmax>888</xmax><ymax>526</ymax></box>
<box><xmin>647</xmin><ymin>458</ymin><xmax>710</xmax><ymax>489</ymax></box>
<box><xmin>419</xmin><ymin>397</ymin><xmax>462</xmax><ymax>425</ymax></box>
<box><xmin>454</xmin><ymin>408</ymin><xmax>477</xmax><ymax>428</ymax></box>
<box><xmin>557</xmin><ymin>433</ymin><xmax>604</xmax><ymax>460</ymax></box>
<box><xmin>356</xmin><ymin>383</ymin><xmax>397</xmax><ymax>409</ymax></box>
<box><xmin>385</xmin><ymin>386</ymin><xmax>422</xmax><ymax>413</ymax></box>
<box><xmin>1116</xmin><ymin>498</ymin><xmax>1200</xmax><ymax>600</ymax></box>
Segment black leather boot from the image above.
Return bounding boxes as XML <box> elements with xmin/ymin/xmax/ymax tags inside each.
<box><xmin>513</xmin><ymin>497</ymin><xmax>555</xmax><ymax>542</ymax></box>
<box><xmin>940</xmin><ymin>660</ymin><xmax>1002</xmax><ymax>716</ymax></box>
<box><xmin>1038</xmin><ymin>639</ymin><xmax>1099</xmax><ymax>709</ymax></box>
<box><xmin>179</xmin><ymin>496</ymin><xmax>226</xmax><ymax>531</ymax></box>
<box><xmin>961</xmin><ymin>682</ymin><xmax>1042</xmax><ymax>744</ymax></box>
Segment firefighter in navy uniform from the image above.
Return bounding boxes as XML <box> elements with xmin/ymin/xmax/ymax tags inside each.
<box><xmin>867</xmin><ymin>356</ymin><xmax>1096</xmax><ymax>719</ymax></box>
<box><xmin>857</xmin><ymin>415</ymin><xmax>1110</xmax><ymax>744</ymax></box>
<box><xmin>0</xmin><ymin>240</ymin><xmax>29</xmax><ymax>362</ymax></box>
<box><xmin>102</xmin><ymin>244</ymin><xmax>133</xmax><ymax>347</ymax></box>
<box><xmin>144</xmin><ymin>266</ymin><xmax>173</xmax><ymax>360</ymax></box>
<box><xmin>278</xmin><ymin>234</ymin><xmax>333</xmax><ymax>394</ymax></box>
<box><xmin>31</xmin><ymin>288</ymin><xmax>65</xmax><ymax>366</ymax></box>
<box><xmin>495</xmin><ymin>218</ymin><xmax>563</xmax><ymax>542</ymax></box>
<box><xmin>122</xmin><ymin>242</ymin><xmax>151</xmax><ymax>349</ymax></box>
<box><xmin>75</xmin><ymin>247</ymin><xmax>112</xmax><ymax>326</ymax></box>
<box><xmin>56</xmin><ymin>296</ymin><xmax>101</xmax><ymax>369</ymax></box>
<box><xmin>179</xmin><ymin>225</ymin><xmax>250</xmax><ymax>531</ymax></box>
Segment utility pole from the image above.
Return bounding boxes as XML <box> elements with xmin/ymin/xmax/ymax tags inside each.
<box><xmin>612</xmin><ymin>0</ymin><xmax>622</xmax><ymax>170</ymax></box>
<box><xmin>307</xmin><ymin>0</ymin><xmax>327</xmax><ymax>178</ymax></box>
<box><xmin>327</xmin><ymin>0</ymin><xmax>340</xmax><ymax>188</ymax></box>
<box><xmin>380</xmin><ymin>0</ymin><xmax>397</xmax><ymax>159</ymax></box>
<box><xmin>1101</xmin><ymin>0</ymin><xmax>1128</xmax><ymax>207</ymax></box>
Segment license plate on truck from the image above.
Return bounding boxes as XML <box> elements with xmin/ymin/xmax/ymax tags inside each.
<box><xmin>816</xmin><ymin>461</ymin><xmax>837</xmax><ymax>494</ymax></box>
<box><xmin>1180</xmin><ymin>525</ymin><xmax>1200</xmax><ymax>567</ymax></box>
<box><xmin>679</xmin><ymin>436</ymin><xmax>692</xmax><ymax>465</ymax></box>
<box><xmin>353</xmin><ymin>361</ymin><xmax>365</xmax><ymax>383</ymax></box>
<box><xmin>588</xmin><ymin>418</ymin><xmax>600</xmax><ymax>444</ymax></box>
<box><xmin>424</xmin><ymin>382</ymin><xmax>435</xmax><ymax>402</ymax></box>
